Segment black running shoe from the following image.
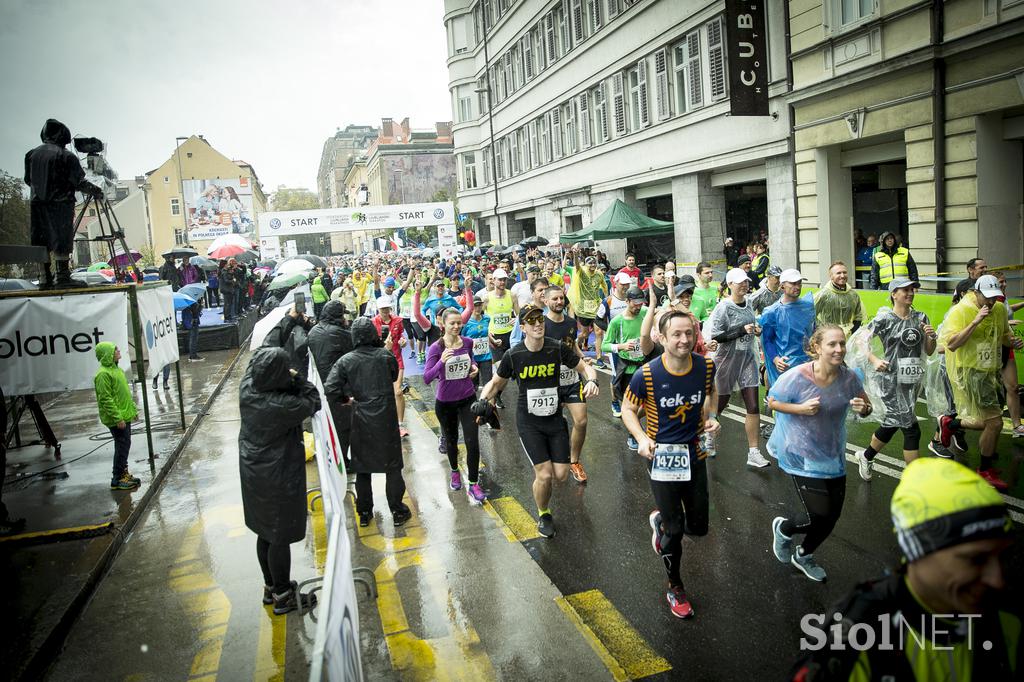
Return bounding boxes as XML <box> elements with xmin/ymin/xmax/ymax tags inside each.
<box><xmin>951</xmin><ymin>429</ymin><xmax>968</xmax><ymax>453</ymax></box>
<box><xmin>537</xmin><ymin>513</ymin><xmax>555</xmax><ymax>538</ymax></box>
<box><xmin>392</xmin><ymin>506</ymin><xmax>413</xmax><ymax>526</ymax></box>
<box><xmin>272</xmin><ymin>581</ymin><xmax>317</xmax><ymax>615</ymax></box>
<box><xmin>358</xmin><ymin>511</ymin><xmax>372</xmax><ymax>527</ymax></box>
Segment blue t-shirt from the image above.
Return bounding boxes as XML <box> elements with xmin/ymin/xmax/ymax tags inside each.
<box><xmin>624</xmin><ymin>354</ymin><xmax>716</xmax><ymax>446</ymax></box>
<box><xmin>462</xmin><ymin>314</ymin><xmax>492</xmax><ymax>361</ymax></box>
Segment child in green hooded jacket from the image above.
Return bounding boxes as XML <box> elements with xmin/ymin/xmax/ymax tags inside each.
<box><xmin>94</xmin><ymin>342</ymin><xmax>140</xmax><ymax>490</ymax></box>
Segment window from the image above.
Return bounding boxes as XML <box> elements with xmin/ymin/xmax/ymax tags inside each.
<box><xmin>458</xmin><ymin>96</ymin><xmax>473</xmax><ymax>122</ymax></box>
<box><xmin>839</xmin><ymin>0</ymin><xmax>874</xmax><ymax>27</ymax></box>
<box><xmin>522</xmin><ymin>32</ymin><xmax>534</xmax><ymax>80</ymax></box>
<box><xmin>707</xmin><ymin>16</ymin><xmax>727</xmax><ymax>101</ymax></box>
<box><xmin>557</xmin><ymin>3</ymin><xmax>570</xmax><ymax>55</ymax></box>
<box><xmin>540</xmin><ymin>115</ymin><xmax>551</xmax><ymax>163</ymax></box>
<box><xmin>654</xmin><ymin>49</ymin><xmax>671</xmax><ymax>120</ymax></box>
<box><xmin>519</xmin><ymin>127</ymin><xmax>531</xmax><ymax>170</ymax></box>
<box><xmin>504</xmin><ymin>52</ymin><xmax>514</xmax><ymax>95</ymax></box>
<box><xmin>170</xmin><ymin>197</ymin><xmax>181</xmax><ymax>216</ymax></box>
<box><xmin>482</xmin><ymin>145</ymin><xmax>493</xmax><ymax>185</ymax></box>
<box><xmin>545</xmin><ymin>12</ymin><xmax>557</xmax><ymax>63</ymax></box>
<box><xmin>462</xmin><ymin>153</ymin><xmax>478</xmax><ymax>189</ymax></box>
<box><xmin>528</xmin><ymin>120</ymin><xmax>539</xmax><ymax>167</ymax></box>
<box><xmin>586</xmin><ymin>0</ymin><xmax>602</xmax><ymax>34</ymax></box>
<box><xmin>628</xmin><ymin>59</ymin><xmax>649</xmax><ymax>130</ymax></box>
<box><xmin>511</xmin><ymin>45</ymin><xmax>522</xmax><ymax>91</ymax></box>
<box><xmin>578</xmin><ymin>92</ymin><xmax>592</xmax><ymax>148</ymax></box>
<box><xmin>510</xmin><ymin>130</ymin><xmax>520</xmax><ymax>175</ymax></box>
<box><xmin>571</xmin><ymin>0</ymin><xmax>585</xmax><ymax>44</ymax></box>
<box><xmin>474</xmin><ymin>5</ymin><xmax>484</xmax><ymax>44</ymax></box>
<box><xmin>483</xmin><ymin>0</ymin><xmax>493</xmax><ymax>29</ymax></box>
<box><xmin>606</xmin><ymin>0</ymin><xmax>620</xmax><ymax>18</ymax></box>
<box><xmin>593</xmin><ymin>82</ymin><xmax>609</xmax><ymax>142</ymax></box>
<box><xmin>478</xmin><ymin>77</ymin><xmax>490</xmax><ymax>114</ymax></box>
<box><xmin>612</xmin><ymin>71</ymin><xmax>627</xmax><ymax>135</ymax></box>
<box><xmin>533</xmin><ymin>25</ymin><xmax>546</xmax><ymax>72</ymax></box>
<box><xmin>174</xmin><ymin>229</ymin><xmax>186</xmax><ymax>245</ymax></box>
<box><xmin>673</xmin><ymin>31</ymin><xmax>702</xmax><ymax>112</ymax></box>
<box><xmin>563</xmin><ymin>102</ymin><xmax>577</xmax><ymax>155</ymax></box>
<box><xmin>550</xmin><ymin>108</ymin><xmax>564</xmax><ymax>159</ymax></box>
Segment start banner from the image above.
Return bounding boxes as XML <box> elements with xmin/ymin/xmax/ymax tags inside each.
<box><xmin>0</xmin><ymin>292</ymin><xmax>131</xmax><ymax>394</ymax></box>
<box><xmin>135</xmin><ymin>286</ymin><xmax>179</xmax><ymax>379</ymax></box>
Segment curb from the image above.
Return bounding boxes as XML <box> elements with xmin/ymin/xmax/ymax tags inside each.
<box><xmin>19</xmin><ymin>335</ymin><xmax>253</xmax><ymax>682</ymax></box>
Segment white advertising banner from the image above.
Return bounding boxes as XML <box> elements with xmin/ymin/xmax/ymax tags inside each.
<box><xmin>184</xmin><ymin>177</ymin><xmax>256</xmax><ymax>241</ymax></box>
<box><xmin>285</xmin><ymin>240</ymin><xmax>298</xmax><ymax>258</ymax></box>
<box><xmin>0</xmin><ymin>292</ymin><xmax>131</xmax><ymax>395</ymax></box>
<box><xmin>136</xmin><ymin>286</ymin><xmax>179</xmax><ymax>379</ymax></box>
<box><xmin>259</xmin><ymin>235</ymin><xmax>282</xmax><ymax>260</ymax></box>
<box><xmin>437</xmin><ymin>223</ymin><xmax>458</xmax><ymax>259</ymax></box>
<box><xmin>258</xmin><ymin>202</ymin><xmax>455</xmax><ymax>238</ymax></box>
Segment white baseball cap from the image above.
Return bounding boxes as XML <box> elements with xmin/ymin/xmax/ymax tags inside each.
<box><xmin>492</xmin><ymin>268</ymin><xmax>508</xmax><ymax>279</ymax></box>
<box><xmin>376</xmin><ymin>295</ymin><xmax>393</xmax><ymax>309</ymax></box>
<box><xmin>975</xmin><ymin>274</ymin><xmax>1003</xmax><ymax>299</ymax></box>
<box><xmin>779</xmin><ymin>269</ymin><xmax>805</xmax><ymax>284</ymax></box>
<box><xmin>614</xmin><ymin>271</ymin><xmax>633</xmax><ymax>285</ymax></box>
<box><xmin>725</xmin><ymin>268</ymin><xmax>751</xmax><ymax>285</ymax></box>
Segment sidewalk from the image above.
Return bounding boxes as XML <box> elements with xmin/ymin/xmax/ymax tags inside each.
<box><xmin>1</xmin><ymin>349</ymin><xmax>242</xmax><ymax>681</ymax></box>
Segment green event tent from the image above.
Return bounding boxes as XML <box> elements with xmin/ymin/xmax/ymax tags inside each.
<box><xmin>559</xmin><ymin>199</ymin><xmax>674</xmax><ymax>243</ymax></box>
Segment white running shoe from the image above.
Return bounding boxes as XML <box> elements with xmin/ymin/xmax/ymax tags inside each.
<box><xmin>856</xmin><ymin>450</ymin><xmax>873</xmax><ymax>481</ymax></box>
<box><xmin>746</xmin><ymin>448</ymin><xmax>770</xmax><ymax>468</ymax></box>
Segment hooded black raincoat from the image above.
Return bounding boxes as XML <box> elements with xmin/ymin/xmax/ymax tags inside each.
<box><xmin>306</xmin><ymin>300</ymin><xmax>354</xmax><ymax>447</ymax></box>
<box><xmin>238</xmin><ymin>347</ymin><xmax>321</xmax><ymax>544</ymax></box>
<box><xmin>262</xmin><ymin>313</ymin><xmax>313</xmax><ymax>379</ymax></box>
<box><xmin>324</xmin><ymin>318</ymin><xmax>402</xmax><ymax>473</ymax></box>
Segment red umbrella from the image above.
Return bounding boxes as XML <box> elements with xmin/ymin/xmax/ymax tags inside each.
<box><xmin>207</xmin><ymin>233</ymin><xmax>251</xmax><ymax>259</ymax></box>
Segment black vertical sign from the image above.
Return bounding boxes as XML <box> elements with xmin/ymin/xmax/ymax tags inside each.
<box><xmin>725</xmin><ymin>0</ymin><xmax>770</xmax><ymax>116</ymax></box>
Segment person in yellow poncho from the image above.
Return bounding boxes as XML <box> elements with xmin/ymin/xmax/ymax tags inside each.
<box><xmin>566</xmin><ymin>247</ymin><xmax>609</xmax><ymax>368</ymax></box>
<box><xmin>937</xmin><ymin>275</ymin><xmax>1023</xmax><ymax>491</ymax></box>
<box><xmin>813</xmin><ymin>261</ymin><xmax>865</xmax><ymax>337</ymax></box>
<box><xmin>351</xmin><ymin>270</ymin><xmax>373</xmax><ymax>316</ymax></box>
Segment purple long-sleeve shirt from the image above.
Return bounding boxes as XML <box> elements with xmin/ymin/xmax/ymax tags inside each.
<box><xmin>423</xmin><ymin>335</ymin><xmax>477</xmax><ymax>403</ymax></box>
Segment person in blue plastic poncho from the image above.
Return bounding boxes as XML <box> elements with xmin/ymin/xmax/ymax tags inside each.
<box><xmin>759</xmin><ymin>269</ymin><xmax>816</xmax><ymax>387</ymax></box>
<box><xmin>767</xmin><ymin>325</ymin><xmax>872</xmax><ymax>583</ymax></box>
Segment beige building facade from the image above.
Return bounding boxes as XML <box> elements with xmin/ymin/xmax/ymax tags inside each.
<box><xmin>789</xmin><ymin>0</ymin><xmax>1024</xmax><ymax>288</ymax></box>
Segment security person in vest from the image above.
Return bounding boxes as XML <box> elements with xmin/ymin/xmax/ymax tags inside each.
<box><xmin>871</xmin><ymin>231</ymin><xmax>918</xmax><ymax>290</ymax></box>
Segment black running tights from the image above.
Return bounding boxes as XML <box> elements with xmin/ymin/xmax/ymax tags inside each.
<box><xmin>256</xmin><ymin>537</ymin><xmax>291</xmax><ymax>594</ymax></box>
<box><xmin>435</xmin><ymin>396</ymin><xmax>480</xmax><ymax>482</ymax></box>
<box><xmin>780</xmin><ymin>475</ymin><xmax>846</xmax><ymax>554</ymax></box>
<box><xmin>649</xmin><ymin>454</ymin><xmax>709</xmax><ymax>589</ymax></box>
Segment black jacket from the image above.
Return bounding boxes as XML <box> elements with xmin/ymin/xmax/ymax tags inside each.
<box><xmin>324</xmin><ymin>318</ymin><xmax>401</xmax><ymax>473</ymax></box>
<box><xmin>24</xmin><ymin>119</ymin><xmax>98</xmax><ymax>203</ymax></box>
<box><xmin>238</xmin><ymin>347</ymin><xmax>321</xmax><ymax>544</ymax></box>
<box><xmin>159</xmin><ymin>260</ymin><xmax>182</xmax><ymax>291</ymax></box>
<box><xmin>306</xmin><ymin>300</ymin><xmax>354</xmax><ymax>437</ymax></box>
<box><xmin>262</xmin><ymin>314</ymin><xmax>313</xmax><ymax>380</ymax></box>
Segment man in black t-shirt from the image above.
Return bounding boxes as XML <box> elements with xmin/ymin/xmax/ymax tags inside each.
<box><xmin>543</xmin><ymin>286</ymin><xmax>593</xmax><ymax>484</ymax></box>
<box><xmin>479</xmin><ymin>304</ymin><xmax>598</xmax><ymax>538</ymax></box>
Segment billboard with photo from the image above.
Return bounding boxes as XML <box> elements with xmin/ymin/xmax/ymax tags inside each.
<box><xmin>184</xmin><ymin>177</ymin><xmax>255</xmax><ymax>241</ymax></box>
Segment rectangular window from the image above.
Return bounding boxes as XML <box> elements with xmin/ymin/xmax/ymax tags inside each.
<box><xmin>174</xmin><ymin>229</ymin><xmax>185</xmax><ymax>245</ymax></box>
<box><xmin>612</xmin><ymin>71</ymin><xmax>627</xmax><ymax>135</ymax></box>
<box><xmin>571</xmin><ymin>0</ymin><xmax>585</xmax><ymax>44</ymax></box>
<box><xmin>529</xmin><ymin>120</ymin><xmax>539</xmax><ymax>168</ymax></box>
<box><xmin>550</xmin><ymin>108</ymin><xmax>564</xmax><ymax>159</ymax></box>
<box><xmin>545</xmin><ymin>12</ymin><xmax>557</xmax><ymax>63</ymax></box>
<box><xmin>654</xmin><ymin>48</ymin><xmax>671</xmax><ymax>120</ymax></box>
<box><xmin>478</xmin><ymin>77</ymin><xmax>490</xmax><ymax>114</ymax></box>
<box><xmin>504</xmin><ymin>51</ymin><xmax>515</xmax><ymax>95</ymax></box>
<box><xmin>511</xmin><ymin>45</ymin><xmax>522</xmax><ymax>91</ymax></box>
<box><xmin>523</xmin><ymin>33</ymin><xmax>534</xmax><ymax>80</ymax></box>
<box><xmin>557</xmin><ymin>3</ymin><xmax>570</xmax><ymax>55</ymax></box>
<box><xmin>482</xmin><ymin>145</ymin><xmax>493</xmax><ymax>185</ymax></box>
<box><xmin>578</xmin><ymin>92</ymin><xmax>592</xmax><ymax>148</ymax></box>
<box><xmin>586</xmin><ymin>0</ymin><xmax>602</xmax><ymax>34</ymax></box>
<box><xmin>563</xmin><ymin>102</ymin><xmax>577</xmax><ymax>155</ymax></box>
<box><xmin>533</xmin><ymin>25</ymin><xmax>546</xmax><ymax>72</ymax></box>
<box><xmin>840</xmin><ymin>0</ymin><xmax>874</xmax><ymax>26</ymax></box>
<box><xmin>462</xmin><ymin>153</ymin><xmax>478</xmax><ymax>189</ymax></box>
<box><xmin>474</xmin><ymin>5</ymin><xmax>484</xmax><ymax>44</ymax></box>
<box><xmin>483</xmin><ymin>0</ymin><xmax>493</xmax><ymax>29</ymax></box>
<box><xmin>520</xmin><ymin>127</ymin><xmax>531</xmax><ymax>170</ymax></box>
<box><xmin>707</xmin><ymin>16</ymin><xmax>727</xmax><ymax>101</ymax></box>
<box><xmin>170</xmin><ymin>197</ymin><xmax>181</xmax><ymax>216</ymax></box>
<box><xmin>674</xmin><ymin>31</ymin><xmax>702</xmax><ymax>112</ymax></box>
<box><xmin>458</xmin><ymin>96</ymin><xmax>473</xmax><ymax>122</ymax></box>
<box><xmin>633</xmin><ymin>58</ymin><xmax>649</xmax><ymax>128</ymax></box>
<box><xmin>510</xmin><ymin>130</ymin><xmax>520</xmax><ymax>175</ymax></box>
<box><xmin>606</xmin><ymin>0</ymin><xmax>620</xmax><ymax>18</ymax></box>
<box><xmin>593</xmin><ymin>81</ymin><xmax>609</xmax><ymax>142</ymax></box>
<box><xmin>540</xmin><ymin>115</ymin><xmax>551</xmax><ymax>163</ymax></box>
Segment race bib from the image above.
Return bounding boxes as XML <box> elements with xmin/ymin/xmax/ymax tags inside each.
<box><xmin>472</xmin><ymin>337</ymin><xmax>489</xmax><ymax>356</ymax></box>
<box><xmin>651</xmin><ymin>443</ymin><xmax>691</xmax><ymax>482</ymax></box>
<box><xmin>737</xmin><ymin>334</ymin><xmax>753</xmax><ymax>349</ymax></box>
<box><xmin>896</xmin><ymin>357</ymin><xmax>924</xmax><ymax>384</ymax></box>
<box><xmin>559</xmin><ymin>366</ymin><xmax>579</xmax><ymax>387</ymax></box>
<box><xmin>620</xmin><ymin>339</ymin><xmax>644</xmax><ymax>362</ymax></box>
<box><xmin>493</xmin><ymin>313</ymin><xmax>512</xmax><ymax>328</ymax></box>
<box><xmin>527</xmin><ymin>387</ymin><xmax>559</xmax><ymax>416</ymax></box>
<box><xmin>444</xmin><ymin>355</ymin><xmax>471</xmax><ymax>381</ymax></box>
<box><xmin>977</xmin><ymin>345</ymin><xmax>997</xmax><ymax>369</ymax></box>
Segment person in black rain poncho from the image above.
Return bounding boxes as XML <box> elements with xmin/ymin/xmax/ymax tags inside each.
<box><xmin>262</xmin><ymin>306</ymin><xmax>314</xmax><ymax>379</ymax></box>
<box><xmin>238</xmin><ymin>346</ymin><xmax>321</xmax><ymax>615</ymax></box>
<box><xmin>324</xmin><ymin>317</ymin><xmax>410</xmax><ymax>528</ymax></box>
<box><xmin>306</xmin><ymin>300</ymin><xmax>354</xmax><ymax>461</ymax></box>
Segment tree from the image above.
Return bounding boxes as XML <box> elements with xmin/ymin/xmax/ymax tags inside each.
<box><xmin>0</xmin><ymin>170</ymin><xmax>30</xmax><ymax>277</ymax></box>
<box><xmin>271</xmin><ymin>186</ymin><xmax>320</xmax><ymax>212</ymax></box>
<box><xmin>138</xmin><ymin>244</ymin><xmax>158</xmax><ymax>268</ymax></box>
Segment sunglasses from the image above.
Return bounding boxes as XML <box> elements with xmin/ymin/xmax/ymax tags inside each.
<box><xmin>523</xmin><ymin>316</ymin><xmax>545</xmax><ymax>326</ymax></box>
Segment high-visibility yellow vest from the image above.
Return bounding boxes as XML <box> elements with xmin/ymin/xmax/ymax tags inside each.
<box><xmin>874</xmin><ymin>247</ymin><xmax>910</xmax><ymax>283</ymax></box>
<box><xmin>752</xmin><ymin>253</ymin><xmax>770</xmax><ymax>272</ymax></box>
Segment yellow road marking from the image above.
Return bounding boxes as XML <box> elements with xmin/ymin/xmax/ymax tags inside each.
<box><xmin>487</xmin><ymin>496</ymin><xmax>541</xmax><ymax>541</ymax></box>
<box><xmin>308</xmin><ymin>490</ymin><xmax>328</xmax><ymax>570</ymax></box>
<box><xmin>407</xmin><ymin>386</ymin><xmax>422</xmax><ymax>401</ymax></box>
<box><xmin>417</xmin><ymin>410</ymin><xmax>440</xmax><ymax>429</ymax></box>
<box><xmin>0</xmin><ymin>521</ymin><xmax>114</xmax><ymax>543</ymax></box>
<box><xmin>481</xmin><ymin>501</ymin><xmax>518</xmax><ymax>543</ymax></box>
<box><xmin>559</xmin><ymin>590</ymin><xmax>671</xmax><ymax>680</ymax></box>
<box><xmin>253</xmin><ymin>606</ymin><xmax>286</xmax><ymax>682</ymax></box>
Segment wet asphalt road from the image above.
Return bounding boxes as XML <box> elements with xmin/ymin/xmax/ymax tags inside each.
<box><xmin>405</xmin><ymin>369</ymin><xmax>1024</xmax><ymax>681</ymax></box>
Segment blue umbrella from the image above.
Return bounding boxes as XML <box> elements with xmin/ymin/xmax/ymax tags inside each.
<box><xmin>143</xmin><ymin>272</ymin><xmax>159</xmax><ymax>282</ymax></box>
<box><xmin>173</xmin><ymin>292</ymin><xmax>197</xmax><ymax>310</ymax></box>
<box><xmin>178</xmin><ymin>283</ymin><xmax>207</xmax><ymax>301</ymax></box>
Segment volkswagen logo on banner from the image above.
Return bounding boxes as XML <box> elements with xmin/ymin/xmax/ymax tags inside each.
<box><xmin>433</xmin><ymin>208</ymin><xmax>445</xmax><ymax>220</ymax></box>
<box><xmin>270</xmin><ymin>218</ymin><xmax>282</xmax><ymax>230</ymax></box>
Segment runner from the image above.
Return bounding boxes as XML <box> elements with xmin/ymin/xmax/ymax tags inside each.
<box><xmin>565</xmin><ymin>249</ymin><xmax>609</xmax><ymax>369</ymax></box>
<box><xmin>462</xmin><ymin>294</ymin><xmax>493</xmax><ymax>388</ymax></box>
<box><xmin>704</xmin><ymin>268</ymin><xmax>770</xmax><ymax>468</ymax></box>
<box><xmin>602</xmin><ymin>286</ymin><xmax>648</xmax><ymax>447</ymax></box>
<box><xmin>371</xmin><ymin>297</ymin><xmax>409</xmax><ymax>438</ymax></box>
<box><xmin>486</xmin><ymin>268</ymin><xmax>519</xmax><ymax>409</ymax></box>
<box><xmin>641</xmin><ymin>265</ymin><xmax>671</xmax><ymax>307</ymax></box>
<box><xmin>477</xmin><ymin>304</ymin><xmax>599</xmax><ymax>537</ymax></box>
<box><xmin>602</xmin><ymin>272</ymin><xmax>633</xmax><ymax>417</ymax></box>
<box><xmin>690</xmin><ymin>262</ymin><xmax>718</xmax><ymax>322</ymax></box>
<box><xmin>937</xmin><ymin>274</ymin><xmax>1022</xmax><ymax>489</ymax></box>
<box><xmin>996</xmin><ymin>271</ymin><xmax>1024</xmax><ymax>438</ymax></box>
<box><xmin>544</xmin><ymin>285</ymin><xmax>591</xmax><ymax>483</ymax></box>
<box><xmin>758</xmin><ymin>269</ymin><xmax>815</xmax><ymax>386</ymax></box>
<box><xmin>813</xmin><ymin>261</ymin><xmax>865</xmax><ymax>337</ymax></box>
<box><xmin>849</xmin><ymin>278</ymin><xmax>936</xmax><ymax>480</ymax></box>
<box><xmin>622</xmin><ymin>310</ymin><xmax>720</xmax><ymax>618</ymax></box>
<box><xmin>423</xmin><ymin>308</ymin><xmax>487</xmax><ymax>504</ymax></box>
<box><xmin>768</xmin><ymin>325</ymin><xmax>872</xmax><ymax>581</ymax></box>
<box><xmin>748</xmin><ymin>265</ymin><xmax>783</xmax><ymax>316</ymax></box>
<box><xmin>618</xmin><ymin>253</ymin><xmax>643</xmax><ymax>287</ymax></box>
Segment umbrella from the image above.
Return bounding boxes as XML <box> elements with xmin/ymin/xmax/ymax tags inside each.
<box><xmin>173</xmin><ymin>292</ymin><xmax>198</xmax><ymax>310</ymax></box>
<box><xmin>0</xmin><ymin>278</ymin><xmax>38</xmax><ymax>291</ymax></box>
<box><xmin>143</xmin><ymin>273</ymin><xmax>159</xmax><ymax>282</ymax></box>
<box><xmin>162</xmin><ymin>247</ymin><xmax>198</xmax><ymax>259</ymax></box>
<box><xmin>178</xmin><ymin>283</ymin><xmax>208</xmax><ymax>301</ymax></box>
<box><xmin>258</xmin><ymin>260</ymin><xmax>277</xmax><ymax>268</ymax></box>
<box><xmin>234</xmin><ymin>249</ymin><xmax>259</xmax><ymax>264</ymax></box>
<box><xmin>88</xmin><ymin>261</ymin><xmax>109</xmax><ymax>272</ymax></box>
<box><xmin>421</xmin><ymin>248</ymin><xmax>437</xmax><ymax>258</ymax></box>
<box><xmin>275</xmin><ymin>259</ymin><xmax>315</xmax><ymax>276</ymax></box>
<box><xmin>520</xmin><ymin>235</ymin><xmax>549</xmax><ymax>247</ymax></box>
<box><xmin>108</xmin><ymin>249</ymin><xmax>142</xmax><ymax>267</ymax></box>
<box><xmin>190</xmin><ymin>255</ymin><xmax>217</xmax><ymax>270</ymax></box>
<box><xmin>267</xmin><ymin>272</ymin><xmax>309</xmax><ymax>291</ymax></box>
<box><xmin>479</xmin><ymin>241</ymin><xmax>496</xmax><ymax>249</ymax></box>
<box><xmin>283</xmin><ymin>253</ymin><xmax>328</xmax><ymax>269</ymax></box>
<box><xmin>143</xmin><ymin>266</ymin><xmax>160</xmax><ymax>273</ymax></box>
<box><xmin>71</xmin><ymin>271</ymin><xmax>113</xmax><ymax>286</ymax></box>
<box><xmin>207</xmin><ymin>234</ymin><xmax>251</xmax><ymax>259</ymax></box>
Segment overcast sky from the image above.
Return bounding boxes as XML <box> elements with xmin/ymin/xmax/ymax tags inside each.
<box><xmin>0</xmin><ymin>0</ymin><xmax>452</xmax><ymax>192</ymax></box>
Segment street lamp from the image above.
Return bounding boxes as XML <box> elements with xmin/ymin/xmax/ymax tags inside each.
<box><xmin>175</xmin><ymin>136</ymin><xmax>188</xmax><ymax>246</ymax></box>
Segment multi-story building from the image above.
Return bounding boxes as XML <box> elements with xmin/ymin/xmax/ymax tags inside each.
<box><xmin>316</xmin><ymin>125</ymin><xmax>379</xmax><ymax>209</ymax></box>
<box><xmin>364</xmin><ymin>117</ymin><xmax>457</xmax><ymax>206</ymax></box>
<box><xmin>443</xmin><ymin>0</ymin><xmax>794</xmax><ymax>266</ymax></box>
<box><xmin>788</xmin><ymin>0</ymin><xmax>1024</xmax><ymax>289</ymax></box>
<box><xmin>143</xmin><ymin>135</ymin><xmax>268</xmax><ymax>257</ymax></box>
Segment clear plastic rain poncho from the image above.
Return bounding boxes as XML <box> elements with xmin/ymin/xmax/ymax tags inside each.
<box><xmin>938</xmin><ymin>294</ymin><xmax>1010</xmax><ymax>423</ymax></box>
<box><xmin>704</xmin><ymin>297</ymin><xmax>760</xmax><ymax>392</ymax></box>
<box><xmin>766</xmin><ymin>363</ymin><xmax>866</xmax><ymax>478</ymax></box>
<box><xmin>845</xmin><ymin>307</ymin><xmax>932</xmax><ymax>428</ymax></box>
<box><xmin>813</xmin><ymin>282</ymin><xmax>865</xmax><ymax>337</ymax></box>
<box><xmin>758</xmin><ymin>294</ymin><xmax>816</xmax><ymax>385</ymax></box>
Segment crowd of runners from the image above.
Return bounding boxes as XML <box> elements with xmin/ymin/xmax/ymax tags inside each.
<box><xmin>273</xmin><ymin>245</ymin><xmax>1022</xmax><ymax>646</ymax></box>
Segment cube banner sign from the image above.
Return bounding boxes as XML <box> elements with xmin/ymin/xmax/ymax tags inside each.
<box><xmin>725</xmin><ymin>0</ymin><xmax>769</xmax><ymax>116</ymax></box>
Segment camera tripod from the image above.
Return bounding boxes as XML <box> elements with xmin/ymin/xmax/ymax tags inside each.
<box><xmin>72</xmin><ymin>192</ymin><xmax>142</xmax><ymax>283</ymax></box>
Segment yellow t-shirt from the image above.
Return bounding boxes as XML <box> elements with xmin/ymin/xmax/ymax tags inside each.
<box><xmin>940</xmin><ymin>294</ymin><xmax>1009</xmax><ymax>373</ymax></box>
